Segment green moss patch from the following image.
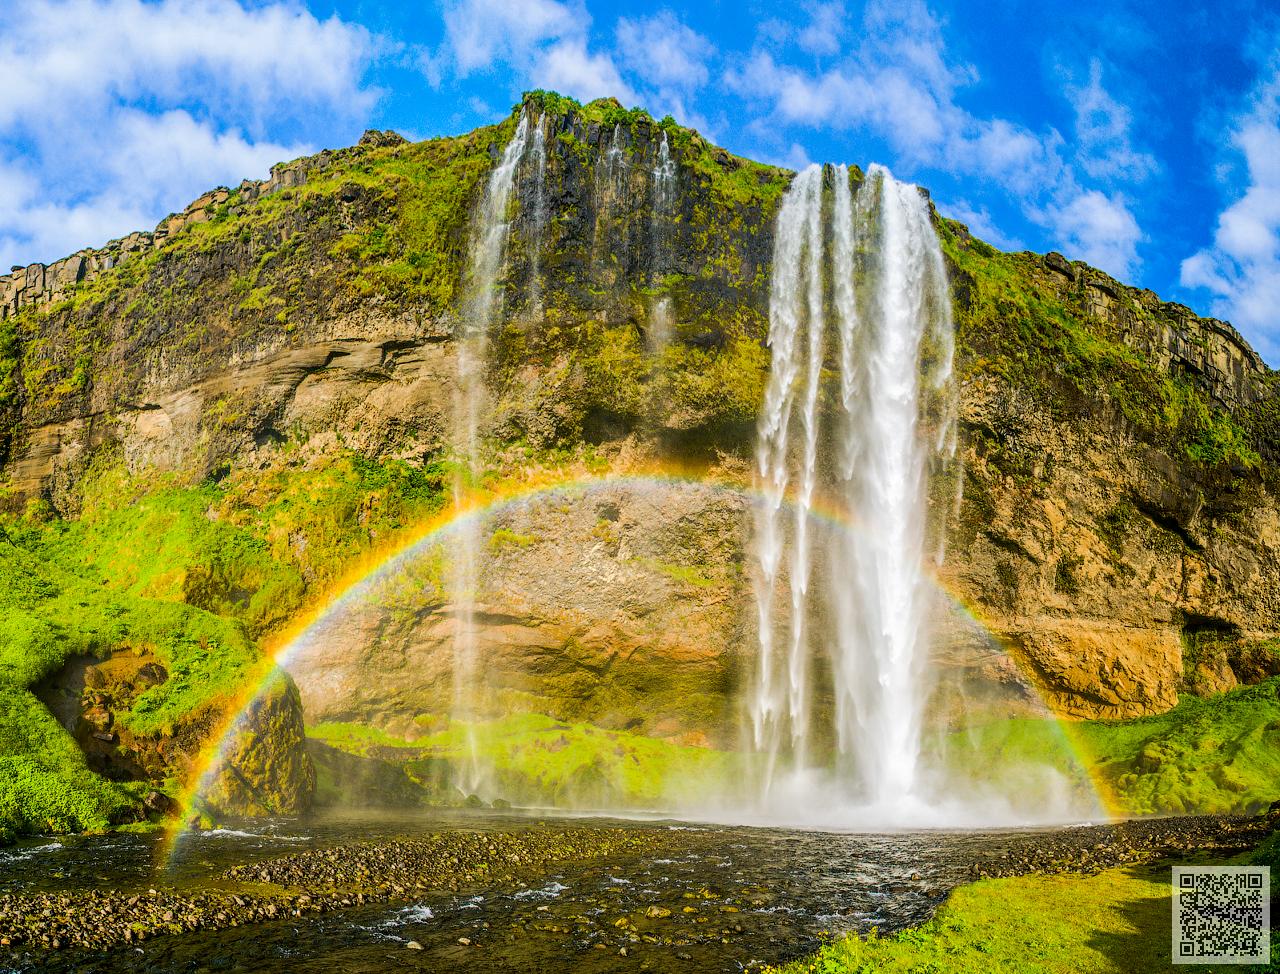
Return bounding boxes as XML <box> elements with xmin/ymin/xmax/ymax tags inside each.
<box><xmin>941</xmin><ymin>220</ymin><xmax>1262</xmax><ymax>475</ymax></box>
<box><xmin>767</xmin><ymin>864</ymin><xmax>1243</xmax><ymax>974</ymax></box>
<box><xmin>310</xmin><ymin>712</ymin><xmax>738</xmax><ymax>809</ymax></box>
<box><xmin>0</xmin><ymin>453</ymin><xmax>448</xmax><ymax>841</ymax></box>
<box><xmin>954</xmin><ymin>678</ymin><xmax>1280</xmax><ymax>816</ymax></box>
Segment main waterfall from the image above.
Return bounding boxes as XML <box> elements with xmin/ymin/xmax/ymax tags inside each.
<box><xmin>750</xmin><ymin>163</ymin><xmax>955</xmax><ymax>820</ymax></box>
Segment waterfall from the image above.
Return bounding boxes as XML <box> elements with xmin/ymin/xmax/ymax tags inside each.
<box><xmin>526</xmin><ymin>114</ymin><xmax>548</xmax><ymax>317</ymax></box>
<box><xmin>751</xmin><ymin>166</ymin><xmax>825</xmax><ymax>786</ymax></box>
<box><xmin>452</xmin><ymin>111</ymin><xmax>532</xmax><ymax>794</ymax></box>
<box><xmin>602</xmin><ymin>123</ymin><xmax>627</xmax><ymax>191</ymax></box>
<box><xmin>750</xmin><ymin>163</ymin><xmax>955</xmax><ymax>818</ymax></box>
<box><xmin>652</xmin><ymin>131</ymin><xmax>676</xmax><ymax>230</ymax></box>
<box><xmin>648</xmin><ymin>130</ymin><xmax>677</xmax><ymax>350</ymax></box>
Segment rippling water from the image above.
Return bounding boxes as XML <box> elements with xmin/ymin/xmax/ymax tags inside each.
<box><xmin>0</xmin><ymin>810</ymin><xmax>1087</xmax><ymax>973</ymax></box>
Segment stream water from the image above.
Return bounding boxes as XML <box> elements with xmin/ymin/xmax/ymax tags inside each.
<box><xmin>0</xmin><ymin>810</ymin><xmax>1106</xmax><ymax>974</ymax></box>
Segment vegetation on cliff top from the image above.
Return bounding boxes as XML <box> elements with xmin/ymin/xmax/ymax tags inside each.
<box><xmin>939</xmin><ymin>220</ymin><xmax>1263</xmax><ymax>475</ymax></box>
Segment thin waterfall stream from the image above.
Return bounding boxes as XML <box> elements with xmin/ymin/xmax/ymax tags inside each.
<box><xmin>452</xmin><ymin>111</ymin><xmax>532</xmax><ymax>793</ymax></box>
<box><xmin>648</xmin><ymin>130</ymin><xmax>677</xmax><ymax>350</ymax></box>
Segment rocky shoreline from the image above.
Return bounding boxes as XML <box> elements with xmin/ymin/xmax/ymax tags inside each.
<box><xmin>972</xmin><ymin>810</ymin><xmax>1278</xmax><ymax>878</ymax></box>
<box><xmin>0</xmin><ymin>813</ymin><xmax>1274</xmax><ymax>960</ymax></box>
<box><xmin>0</xmin><ymin>827</ymin><xmax>673</xmax><ymax>953</ymax></box>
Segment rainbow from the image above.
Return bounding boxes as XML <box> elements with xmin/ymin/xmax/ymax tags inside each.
<box><xmin>157</xmin><ymin>463</ymin><xmax>1114</xmax><ymax>867</ymax></box>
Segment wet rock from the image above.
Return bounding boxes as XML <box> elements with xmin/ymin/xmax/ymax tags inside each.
<box><xmin>144</xmin><ymin>790</ymin><xmax>178</xmax><ymax>815</ymax></box>
<box><xmin>200</xmin><ymin>671</ymin><xmax>315</xmax><ymax>818</ymax></box>
<box><xmin>0</xmin><ymin>827</ymin><xmax>675</xmax><ymax>955</ymax></box>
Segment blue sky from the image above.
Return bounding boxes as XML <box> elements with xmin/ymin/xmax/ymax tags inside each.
<box><xmin>3</xmin><ymin>0</ymin><xmax>1279</xmax><ymax>360</ymax></box>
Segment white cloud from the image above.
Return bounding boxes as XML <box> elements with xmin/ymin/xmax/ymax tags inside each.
<box><xmin>1039</xmin><ymin>188</ymin><xmax>1142</xmax><ymax>275</ymax></box>
<box><xmin>0</xmin><ymin>0</ymin><xmax>375</xmax><ymax>271</ymax></box>
<box><xmin>0</xmin><ymin>0</ymin><xmax>376</xmax><ymax>132</ymax></box>
<box><xmin>1064</xmin><ymin>59</ymin><xmax>1158</xmax><ymax>183</ymax></box>
<box><xmin>941</xmin><ymin>199</ymin><xmax>1022</xmax><ymax>251</ymax></box>
<box><xmin>441</xmin><ymin>0</ymin><xmax>581</xmax><ymax>75</ymax></box>
<box><xmin>433</xmin><ymin>0</ymin><xmax>635</xmax><ymax>103</ymax></box>
<box><xmin>535</xmin><ymin>37</ymin><xmax>637</xmax><ymax>104</ymax></box>
<box><xmin>1182</xmin><ymin>55</ymin><xmax>1280</xmax><ymax>360</ymax></box>
<box><xmin>615</xmin><ymin>12</ymin><xmax>713</xmax><ymax>91</ymax></box>
<box><xmin>796</xmin><ymin>2</ymin><xmax>848</xmax><ymax>58</ymax></box>
<box><xmin>724</xmin><ymin>0</ymin><xmax>1146</xmax><ymax>278</ymax></box>
<box><xmin>105</xmin><ymin>110</ymin><xmax>305</xmax><ymax>195</ymax></box>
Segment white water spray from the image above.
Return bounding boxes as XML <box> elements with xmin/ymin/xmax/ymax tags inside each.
<box><xmin>526</xmin><ymin>114</ymin><xmax>548</xmax><ymax>316</ymax></box>
<box><xmin>750</xmin><ymin>163</ymin><xmax>955</xmax><ymax>821</ymax></box>
<box><xmin>452</xmin><ymin>112</ymin><xmax>532</xmax><ymax>792</ymax></box>
<box><xmin>648</xmin><ymin>131</ymin><xmax>677</xmax><ymax>350</ymax></box>
<box><xmin>602</xmin><ymin>124</ymin><xmax>627</xmax><ymax>191</ymax></box>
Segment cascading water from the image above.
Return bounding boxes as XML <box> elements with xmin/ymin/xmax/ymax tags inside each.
<box><xmin>750</xmin><ymin>163</ymin><xmax>955</xmax><ymax>821</ymax></box>
<box><xmin>526</xmin><ymin>114</ymin><xmax>548</xmax><ymax>316</ymax></box>
<box><xmin>601</xmin><ymin>124</ymin><xmax>627</xmax><ymax>191</ymax></box>
<box><xmin>452</xmin><ymin>111</ymin><xmax>532</xmax><ymax>792</ymax></box>
<box><xmin>648</xmin><ymin>131</ymin><xmax>677</xmax><ymax>350</ymax></box>
<box><xmin>652</xmin><ymin>131</ymin><xmax>676</xmax><ymax>215</ymax></box>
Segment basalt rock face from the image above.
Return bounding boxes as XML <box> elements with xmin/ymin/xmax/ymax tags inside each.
<box><xmin>1</xmin><ymin>90</ymin><xmax>1278</xmax><ymax>760</ymax></box>
<box><xmin>948</xmin><ymin>366</ymin><xmax>1280</xmax><ymax>719</ymax></box>
<box><xmin>944</xmin><ymin>242</ymin><xmax>1280</xmax><ymax>718</ymax></box>
<box><xmin>288</xmin><ymin>479</ymin><xmax>750</xmax><ymax>745</ymax></box>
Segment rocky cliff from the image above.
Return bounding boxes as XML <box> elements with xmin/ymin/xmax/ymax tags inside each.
<box><xmin>1</xmin><ymin>91</ymin><xmax>1278</xmax><ymax>824</ymax></box>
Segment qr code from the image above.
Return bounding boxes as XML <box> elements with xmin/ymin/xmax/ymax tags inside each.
<box><xmin>1173</xmin><ymin>865</ymin><xmax>1271</xmax><ymax>965</ymax></box>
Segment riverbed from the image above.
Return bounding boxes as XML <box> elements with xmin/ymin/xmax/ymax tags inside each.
<box><xmin>0</xmin><ymin>810</ymin><xmax>1269</xmax><ymax>973</ymax></box>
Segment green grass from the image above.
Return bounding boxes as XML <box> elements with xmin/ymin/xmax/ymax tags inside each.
<box><xmin>18</xmin><ymin>454</ymin><xmax>447</xmax><ymax>639</ymax></box>
<box><xmin>309</xmin><ymin>712</ymin><xmax>738</xmax><ymax>808</ymax></box>
<box><xmin>772</xmin><ymin>830</ymin><xmax>1280</xmax><ymax>974</ymax></box>
<box><xmin>0</xmin><ymin>531</ymin><xmax>258</xmax><ymax>732</ymax></box>
<box><xmin>0</xmin><ymin>687</ymin><xmax>136</xmax><ymax>841</ymax></box>
<box><xmin>640</xmin><ymin>558</ymin><xmax>716</xmax><ymax>588</ymax></box>
<box><xmin>768</xmin><ymin>858</ymin><xmax>1276</xmax><ymax>974</ymax></box>
<box><xmin>489</xmin><ymin>527</ymin><xmax>538</xmax><ymax>552</ymax></box>
<box><xmin>0</xmin><ymin>452</ymin><xmax>448</xmax><ymax>841</ymax></box>
<box><xmin>953</xmin><ymin>678</ymin><xmax>1280</xmax><ymax>816</ymax></box>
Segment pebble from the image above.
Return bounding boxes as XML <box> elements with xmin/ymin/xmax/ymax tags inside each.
<box><xmin>1</xmin><ymin>812</ymin><xmax>1273</xmax><ymax>961</ymax></box>
<box><xmin>0</xmin><ymin>827</ymin><xmax>667</xmax><ymax>954</ymax></box>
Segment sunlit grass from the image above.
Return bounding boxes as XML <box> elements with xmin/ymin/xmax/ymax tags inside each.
<box><xmin>309</xmin><ymin>712</ymin><xmax>739</xmax><ymax>808</ymax></box>
<box><xmin>768</xmin><ymin>845</ymin><xmax>1277</xmax><ymax>974</ymax></box>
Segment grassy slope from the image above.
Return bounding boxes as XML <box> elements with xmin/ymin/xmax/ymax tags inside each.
<box><xmin>768</xmin><ymin>835</ymin><xmax>1279</xmax><ymax>974</ymax></box>
<box><xmin>0</xmin><ymin>531</ymin><xmax>257</xmax><ymax>839</ymax></box>
<box><xmin>0</xmin><ymin>455</ymin><xmax>448</xmax><ymax>841</ymax></box>
<box><xmin>309</xmin><ymin>712</ymin><xmax>738</xmax><ymax>808</ymax></box>
<box><xmin>955</xmin><ymin>679</ymin><xmax>1280</xmax><ymax>816</ymax></box>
